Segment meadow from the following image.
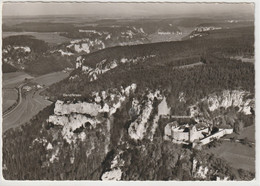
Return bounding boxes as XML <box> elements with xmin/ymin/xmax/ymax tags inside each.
<box><xmin>238</xmin><ymin>125</ymin><xmax>255</xmax><ymax>142</ymax></box>
<box><xmin>3</xmin><ymin>71</ymin><xmax>33</xmax><ymax>88</ymax></box>
<box><xmin>206</xmin><ymin>141</ymin><xmax>255</xmax><ymax>172</ymax></box>
<box><xmin>2</xmin><ymin>89</ymin><xmax>18</xmax><ymax>113</ymax></box>
<box><xmin>224</xmin><ymin>125</ymin><xmax>255</xmax><ymax>142</ymax></box>
<box><xmin>32</xmin><ymin>71</ymin><xmax>70</xmax><ymax>86</ymax></box>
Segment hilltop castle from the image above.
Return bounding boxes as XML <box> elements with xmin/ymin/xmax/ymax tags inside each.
<box><xmin>164</xmin><ymin>119</ymin><xmax>233</xmax><ymax>148</ymax></box>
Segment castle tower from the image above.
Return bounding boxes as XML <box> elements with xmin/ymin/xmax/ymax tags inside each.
<box><xmin>189</xmin><ymin>125</ymin><xmax>198</xmax><ymax>142</ymax></box>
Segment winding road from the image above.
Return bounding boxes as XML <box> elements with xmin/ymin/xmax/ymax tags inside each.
<box><xmin>2</xmin><ymin>71</ymin><xmax>70</xmax><ymax>133</ymax></box>
<box><xmin>2</xmin><ymin>88</ymin><xmax>52</xmax><ymax>133</ymax></box>
<box><xmin>173</xmin><ymin>61</ymin><xmax>204</xmax><ymax>70</ymax></box>
<box><xmin>3</xmin><ymin>83</ymin><xmax>24</xmax><ymax>117</ymax></box>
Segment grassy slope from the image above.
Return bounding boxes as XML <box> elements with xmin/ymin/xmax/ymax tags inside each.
<box><xmin>205</xmin><ymin>141</ymin><xmax>255</xmax><ymax>172</ymax></box>
<box><xmin>2</xmin><ymin>89</ymin><xmax>18</xmax><ymax>112</ymax></box>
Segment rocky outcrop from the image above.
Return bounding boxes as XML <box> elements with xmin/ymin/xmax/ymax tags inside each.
<box><xmin>192</xmin><ymin>159</ymin><xmax>209</xmax><ymax>179</ymax></box>
<box><xmin>195</xmin><ymin>26</ymin><xmax>222</xmax><ymax>32</ymax></box>
<box><xmin>68</xmin><ymin>38</ymin><xmax>105</xmax><ymax>54</ymax></box>
<box><xmin>128</xmin><ymin>91</ymin><xmax>171</xmax><ymax>141</ymax></box>
<box><xmin>53</xmin><ymin>100</ymin><xmax>105</xmax><ymax>116</ymax></box>
<box><xmin>74</xmin><ymin>55</ymin><xmax>156</xmax><ymax>82</ymax></box>
<box><xmin>2</xmin><ymin>45</ymin><xmax>31</xmax><ymax>69</ymax></box>
<box><xmin>47</xmin><ymin>84</ymin><xmax>137</xmax><ymax>143</ymax></box>
<box><xmin>188</xmin><ymin>25</ymin><xmax>222</xmax><ymax>39</ymax></box>
<box><xmin>101</xmin><ymin>150</ymin><xmax>125</xmax><ymax>181</ymax></box>
<box><xmin>190</xmin><ymin>90</ymin><xmax>254</xmax><ymax>119</ymax></box>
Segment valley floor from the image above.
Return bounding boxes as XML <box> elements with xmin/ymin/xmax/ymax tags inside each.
<box><xmin>3</xmin><ymin>71</ymin><xmax>33</xmax><ymax>88</ymax></box>
<box><xmin>2</xmin><ymin>71</ymin><xmax>70</xmax><ymax>133</ymax></box>
<box><xmin>3</xmin><ymin>89</ymin><xmax>52</xmax><ymax>132</ymax></box>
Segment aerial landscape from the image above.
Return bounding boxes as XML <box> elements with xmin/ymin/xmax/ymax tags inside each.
<box><xmin>1</xmin><ymin>2</ymin><xmax>256</xmax><ymax>181</ymax></box>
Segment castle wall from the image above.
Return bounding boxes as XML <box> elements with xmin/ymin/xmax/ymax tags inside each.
<box><xmin>196</xmin><ymin>128</ymin><xmax>234</xmax><ymax>146</ymax></box>
<box><xmin>189</xmin><ymin>127</ymin><xmax>209</xmax><ymax>142</ymax></box>
<box><xmin>173</xmin><ymin>131</ymin><xmax>189</xmax><ymax>141</ymax></box>
<box><xmin>164</xmin><ymin>124</ymin><xmax>172</xmax><ymax>137</ymax></box>
<box><xmin>223</xmin><ymin>128</ymin><xmax>233</xmax><ymax>134</ymax></box>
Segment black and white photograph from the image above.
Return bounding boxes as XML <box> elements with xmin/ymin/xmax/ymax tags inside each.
<box><xmin>0</xmin><ymin>0</ymin><xmax>258</xmax><ymax>184</ymax></box>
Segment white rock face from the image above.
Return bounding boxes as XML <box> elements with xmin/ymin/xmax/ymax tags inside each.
<box><xmin>72</xmin><ymin>55</ymin><xmax>156</xmax><ymax>82</ymax></box>
<box><xmin>58</xmin><ymin>50</ymin><xmax>74</xmax><ymax>56</ymax></box>
<box><xmin>49</xmin><ymin>148</ymin><xmax>59</xmax><ymax>163</ymax></box>
<box><xmin>178</xmin><ymin>92</ymin><xmax>186</xmax><ymax>103</ymax></box>
<box><xmin>190</xmin><ymin>90</ymin><xmax>254</xmax><ymax>118</ymax></box>
<box><xmin>46</xmin><ymin>143</ymin><xmax>53</xmax><ymax>150</ymax></box>
<box><xmin>195</xmin><ymin>26</ymin><xmax>222</xmax><ymax>32</ymax></box>
<box><xmin>48</xmin><ymin>114</ymin><xmax>99</xmax><ymax>143</ymax></box>
<box><xmin>13</xmin><ymin>46</ymin><xmax>31</xmax><ymax>53</ymax></box>
<box><xmin>49</xmin><ymin>114</ymin><xmax>99</xmax><ymax>129</ymax></box>
<box><xmin>216</xmin><ymin>176</ymin><xmax>230</xmax><ymax>181</ymax></box>
<box><xmin>194</xmin><ymin>166</ymin><xmax>209</xmax><ymax>179</ymax></box>
<box><xmin>101</xmin><ymin>168</ymin><xmax>122</xmax><ymax>181</ymax></box>
<box><xmin>53</xmin><ymin>100</ymin><xmax>102</xmax><ymax>116</ymax></box>
<box><xmin>48</xmin><ymin>84</ymin><xmax>137</xmax><ymax>143</ymax></box>
<box><xmin>105</xmin><ymin>34</ymin><xmax>111</xmax><ymax>40</ymax></box>
<box><xmin>75</xmin><ymin>43</ymin><xmax>90</xmax><ymax>53</ymax></box>
<box><xmin>109</xmin><ymin>96</ymin><xmax>126</xmax><ymax>115</ymax></box>
<box><xmin>78</xmin><ymin>132</ymin><xmax>86</xmax><ymax>141</ymax></box>
<box><xmin>101</xmin><ymin>151</ymin><xmax>124</xmax><ymax>181</ymax></box>
<box><xmin>67</xmin><ymin>38</ymin><xmax>105</xmax><ymax>54</ymax></box>
<box><xmin>192</xmin><ymin>159</ymin><xmax>209</xmax><ymax>179</ymax></box>
<box><xmin>208</xmin><ymin>90</ymin><xmax>253</xmax><ymax>114</ymax></box>
<box><xmin>128</xmin><ymin>90</ymin><xmax>166</xmax><ymax>141</ymax></box>
<box><xmin>69</xmin><ymin>75</ymin><xmax>79</xmax><ymax>80</ymax></box>
<box><xmin>78</xmin><ymin>29</ymin><xmax>102</xmax><ymax>35</ymax></box>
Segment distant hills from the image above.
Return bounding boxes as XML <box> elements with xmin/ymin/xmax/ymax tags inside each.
<box><xmin>46</xmin><ymin>26</ymin><xmax>254</xmax><ymax>102</ymax></box>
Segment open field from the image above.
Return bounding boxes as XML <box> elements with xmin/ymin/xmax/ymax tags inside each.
<box><xmin>3</xmin><ymin>72</ymin><xmax>33</xmax><ymax>88</ymax></box>
<box><xmin>3</xmin><ymin>32</ymin><xmax>71</xmax><ymax>45</ymax></box>
<box><xmin>148</xmin><ymin>33</ymin><xmax>184</xmax><ymax>42</ymax></box>
<box><xmin>238</xmin><ymin>125</ymin><xmax>255</xmax><ymax>142</ymax></box>
<box><xmin>206</xmin><ymin>141</ymin><xmax>255</xmax><ymax>172</ymax></box>
<box><xmin>2</xmin><ymin>89</ymin><xmax>18</xmax><ymax>112</ymax></box>
<box><xmin>32</xmin><ymin>71</ymin><xmax>70</xmax><ymax>86</ymax></box>
<box><xmin>224</xmin><ymin>125</ymin><xmax>255</xmax><ymax>142</ymax></box>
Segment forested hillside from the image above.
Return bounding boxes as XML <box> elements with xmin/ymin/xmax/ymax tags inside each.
<box><xmin>2</xmin><ymin>35</ymin><xmax>74</xmax><ymax>75</ymax></box>
<box><xmin>2</xmin><ymin>62</ymin><xmax>17</xmax><ymax>73</ymax></box>
<box><xmin>46</xmin><ymin>26</ymin><xmax>254</xmax><ymax>105</ymax></box>
<box><xmin>3</xmin><ymin>25</ymin><xmax>255</xmax><ymax>180</ymax></box>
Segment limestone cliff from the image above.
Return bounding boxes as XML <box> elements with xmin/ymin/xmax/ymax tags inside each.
<box><xmin>190</xmin><ymin>90</ymin><xmax>254</xmax><ymax>122</ymax></box>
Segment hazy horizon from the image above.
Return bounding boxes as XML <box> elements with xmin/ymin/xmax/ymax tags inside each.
<box><xmin>3</xmin><ymin>2</ymin><xmax>254</xmax><ymax>18</ymax></box>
